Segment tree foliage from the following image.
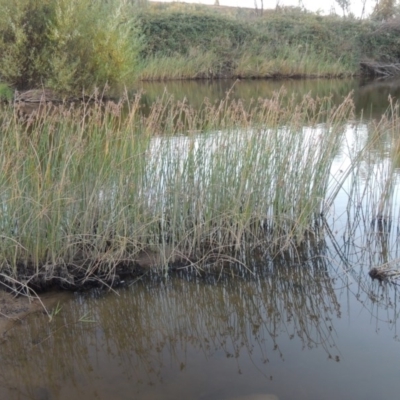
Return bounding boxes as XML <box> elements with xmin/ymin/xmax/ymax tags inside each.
<box><xmin>335</xmin><ymin>0</ymin><xmax>351</xmax><ymax>16</ymax></box>
<box><xmin>0</xmin><ymin>0</ymin><xmax>142</xmax><ymax>92</ymax></box>
<box><xmin>372</xmin><ymin>0</ymin><xmax>398</xmax><ymax>20</ymax></box>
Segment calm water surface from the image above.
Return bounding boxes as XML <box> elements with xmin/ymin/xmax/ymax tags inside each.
<box><xmin>139</xmin><ymin>77</ymin><xmax>400</xmax><ymax>120</ymax></box>
<box><xmin>1</xmin><ymin>270</ymin><xmax>399</xmax><ymax>400</ymax></box>
<box><xmin>1</xmin><ymin>79</ymin><xmax>400</xmax><ymax>400</ymax></box>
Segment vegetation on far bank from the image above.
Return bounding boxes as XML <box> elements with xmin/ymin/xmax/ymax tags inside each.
<box><xmin>1</xmin><ymin>0</ymin><xmax>400</xmax><ymax>93</ymax></box>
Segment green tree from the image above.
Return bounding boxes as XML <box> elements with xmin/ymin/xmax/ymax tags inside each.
<box><xmin>335</xmin><ymin>0</ymin><xmax>351</xmax><ymax>16</ymax></box>
<box><xmin>0</xmin><ymin>0</ymin><xmax>142</xmax><ymax>92</ymax></box>
<box><xmin>372</xmin><ymin>0</ymin><xmax>397</xmax><ymax>20</ymax></box>
<box><xmin>254</xmin><ymin>0</ymin><xmax>264</xmax><ymax>16</ymax></box>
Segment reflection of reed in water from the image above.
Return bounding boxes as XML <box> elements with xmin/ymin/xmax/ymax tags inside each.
<box><xmin>0</xmin><ymin>309</ymin><xmax>93</xmax><ymax>399</ymax></box>
<box><xmin>324</xmin><ymin>110</ymin><xmax>400</xmax><ymax>280</ymax></box>
<box><xmin>0</xmin><ymin>251</ymin><xmax>340</xmax><ymax>398</ymax></box>
<box><xmin>326</xmin><ymin>222</ymin><xmax>400</xmax><ymax>338</ymax></box>
<box><xmin>324</xmin><ymin>148</ymin><xmax>400</xmax><ymax>331</ymax></box>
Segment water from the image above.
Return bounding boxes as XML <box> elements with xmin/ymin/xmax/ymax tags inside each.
<box><xmin>1</xmin><ymin>272</ymin><xmax>399</xmax><ymax>399</ymax></box>
<box><xmin>138</xmin><ymin>77</ymin><xmax>400</xmax><ymax>120</ymax></box>
<box><xmin>1</xmin><ymin>78</ymin><xmax>400</xmax><ymax>400</ymax></box>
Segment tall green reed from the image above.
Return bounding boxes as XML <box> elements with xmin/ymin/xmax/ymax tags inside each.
<box><xmin>0</xmin><ymin>90</ymin><xmax>353</xmax><ymax>279</ymax></box>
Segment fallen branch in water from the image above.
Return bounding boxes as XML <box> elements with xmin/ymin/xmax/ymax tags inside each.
<box><xmin>360</xmin><ymin>61</ymin><xmax>400</xmax><ymax>78</ymax></box>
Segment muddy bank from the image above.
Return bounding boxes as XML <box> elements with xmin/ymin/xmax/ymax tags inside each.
<box><xmin>0</xmin><ymin>233</ymin><xmax>248</xmax><ymax>294</ymax></box>
<box><xmin>0</xmin><ymin>261</ymin><xmax>146</xmax><ymax>293</ymax></box>
<box><xmin>0</xmin><ymin>251</ymin><xmax>247</xmax><ymax>338</ymax></box>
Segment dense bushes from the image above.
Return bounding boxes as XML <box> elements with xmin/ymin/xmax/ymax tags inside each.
<box><xmin>135</xmin><ymin>8</ymin><xmax>359</xmax><ymax>78</ymax></box>
<box><xmin>357</xmin><ymin>18</ymin><xmax>400</xmax><ymax>62</ymax></box>
<box><xmin>135</xmin><ymin>11</ymin><xmax>256</xmax><ymax>77</ymax></box>
<box><xmin>137</xmin><ymin>12</ymin><xmax>254</xmax><ymax>56</ymax></box>
<box><xmin>0</xmin><ymin>0</ymin><xmax>141</xmax><ymax>93</ymax></box>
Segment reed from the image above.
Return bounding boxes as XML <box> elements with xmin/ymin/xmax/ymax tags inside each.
<box><xmin>234</xmin><ymin>46</ymin><xmax>353</xmax><ymax>78</ymax></box>
<box><xmin>0</xmin><ymin>90</ymin><xmax>357</xmax><ymax>288</ymax></box>
<box><xmin>137</xmin><ymin>45</ymin><xmax>354</xmax><ymax>81</ymax></box>
<box><xmin>137</xmin><ymin>50</ymin><xmax>218</xmax><ymax>81</ymax></box>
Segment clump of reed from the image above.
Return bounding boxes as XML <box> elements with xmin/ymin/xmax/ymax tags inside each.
<box><xmin>137</xmin><ymin>50</ymin><xmax>218</xmax><ymax>81</ymax></box>
<box><xmin>0</xmin><ymin>89</ymin><xmax>354</xmax><ymax>287</ymax></box>
<box><xmin>234</xmin><ymin>46</ymin><xmax>351</xmax><ymax>79</ymax></box>
<box><xmin>137</xmin><ymin>45</ymin><xmax>353</xmax><ymax>81</ymax></box>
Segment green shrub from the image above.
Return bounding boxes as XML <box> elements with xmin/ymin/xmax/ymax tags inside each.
<box><xmin>0</xmin><ymin>0</ymin><xmax>142</xmax><ymax>93</ymax></box>
<box><xmin>0</xmin><ymin>82</ymin><xmax>13</xmax><ymax>102</ymax></box>
<box><xmin>356</xmin><ymin>19</ymin><xmax>400</xmax><ymax>62</ymax></box>
<box><xmin>0</xmin><ymin>0</ymin><xmax>54</xmax><ymax>89</ymax></box>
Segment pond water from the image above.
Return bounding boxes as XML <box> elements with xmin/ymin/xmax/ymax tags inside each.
<box><xmin>2</xmin><ymin>78</ymin><xmax>400</xmax><ymax>400</ymax></box>
<box><xmin>138</xmin><ymin>77</ymin><xmax>400</xmax><ymax>120</ymax></box>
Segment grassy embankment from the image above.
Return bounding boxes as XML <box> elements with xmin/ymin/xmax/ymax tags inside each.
<box><xmin>1</xmin><ymin>0</ymin><xmax>400</xmax><ymax>92</ymax></box>
<box><xmin>126</xmin><ymin>2</ymin><xmax>400</xmax><ymax>81</ymax></box>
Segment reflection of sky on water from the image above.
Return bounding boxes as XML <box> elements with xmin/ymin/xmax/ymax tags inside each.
<box><xmin>328</xmin><ymin>123</ymin><xmax>400</xmax><ymax>268</ymax></box>
<box><xmin>145</xmin><ymin>122</ymin><xmax>341</xmax><ymax>221</ymax></box>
